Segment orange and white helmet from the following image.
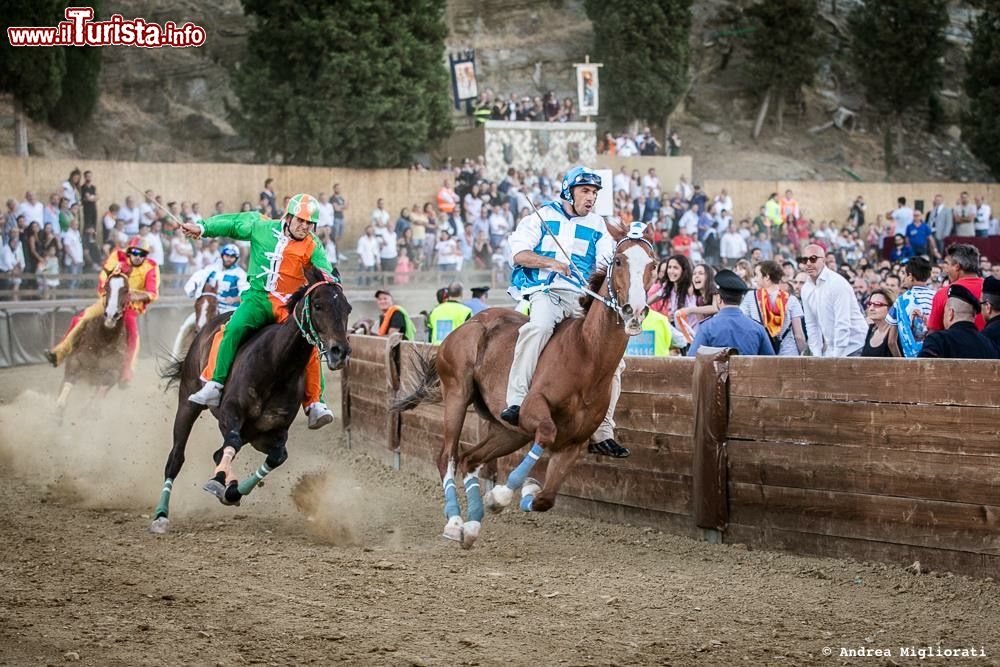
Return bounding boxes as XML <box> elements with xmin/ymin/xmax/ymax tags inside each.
<box><xmin>127</xmin><ymin>236</ymin><xmax>151</xmax><ymax>253</ymax></box>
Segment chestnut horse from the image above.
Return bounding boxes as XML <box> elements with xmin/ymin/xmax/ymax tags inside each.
<box><xmin>393</xmin><ymin>222</ymin><xmax>655</xmax><ymax>548</ymax></box>
<box><xmin>153</xmin><ymin>267</ymin><xmax>352</xmax><ymax>534</ymax></box>
<box><xmin>55</xmin><ymin>271</ymin><xmax>131</xmax><ymax>413</ymax></box>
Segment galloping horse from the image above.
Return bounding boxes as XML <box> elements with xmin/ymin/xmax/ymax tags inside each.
<box><xmin>170</xmin><ymin>279</ymin><xmax>219</xmax><ymax>360</ymax></box>
<box><xmin>153</xmin><ymin>267</ymin><xmax>352</xmax><ymax>533</ymax></box>
<box><xmin>393</xmin><ymin>222</ymin><xmax>656</xmax><ymax>548</ymax></box>
<box><xmin>55</xmin><ymin>270</ymin><xmax>131</xmax><ymax>412</ymax></box>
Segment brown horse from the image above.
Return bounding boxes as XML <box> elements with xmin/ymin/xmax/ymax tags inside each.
<box><xmin>392</xmin><ymin>222</ymin><xmax>656</xmax><ymax>548</ymax></box>
<box><xmin>170</xmin><ymin>280</ymin><xmax>219</xmax><ymax>360</ymax></box>
<box><xmin>152</xmin><ymin>267</ymin><xmax>352</xmax><ymax>533</ymax></box>
<box><xmin>56</xmin><ymin>271</ymin><xmax>131</xmax><ymax>412</ymax></box>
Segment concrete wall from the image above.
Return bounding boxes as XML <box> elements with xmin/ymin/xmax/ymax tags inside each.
<box><xmin>0</xmin><ymin>156</ymin><xmax>441</xmax><ymax>246</ymax></box>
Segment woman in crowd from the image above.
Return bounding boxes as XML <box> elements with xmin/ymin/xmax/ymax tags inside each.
<box><xmin>649</xmin><ymin>254</ymin><xmax>697</xmax><ymax>326</ymax></box>
<box><xmin>21</xmin><ymin>221</ymin><xmax>43</xmax><ymax>292</ymax></box>
<box><xmin>733</xmin><ymin>259</ymin><xmax>753</xmax><ymax>284</ymax></box>
<box><xmin>61</xmin><ymin>168</ymin><xmax>82</xmax><ymax>206</ymax></box>
<box><xmin>742</xmin><ymin>260</ymin><xmax>807</xmax><ymax>356</ymax></box>
<box><xmin>434</xmin><ymin>229</ymin><xmax>460</xmax><ymax>273</ymax></box>
<box><xmin>861</xmin><ymin>287</ymin><xmax>895</xmax><ymax>357</ymax></box>
<box><xmin>629</xmin><ymin>170</ymin><xmax>642</xmax><ymax>201</ymax></box>
<box><xmin>676</xmin><ymin>263</ymin><xmax>719</xmax><ymax>333</ymax></box>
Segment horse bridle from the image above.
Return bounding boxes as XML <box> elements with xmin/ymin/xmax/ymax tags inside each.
<box><xmin>601</xmin><ymin>235</ymin><xmax>655</xmax><ymax>321</ymax></box>
<box><xmin>292</xmin><ymin>278</ymin><xmax>342</xmax><ymax>354</ymax></box>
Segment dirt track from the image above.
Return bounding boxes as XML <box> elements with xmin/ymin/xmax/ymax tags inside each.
<box><xmin>1</xmin><ymin>361</ymin><xmax>998</xmax><ymax>666</ymax></box>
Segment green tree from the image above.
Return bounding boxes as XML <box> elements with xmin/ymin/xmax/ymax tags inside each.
<box><xmin>48</xmin><ymin>0</ymin><xmax>103</xmax><ymax>133</ymax></box>
<box><xmin>584</xmin><ymin>0</ymin><xmax>691</xmax><ymax>136</ymax></box>
<box><xmin>0</xmin><ymin>0</ymin><xmax>66</xmax><ymax>155</ymax></box>
<box><xmin>963</xmin><ymin>6</ymin><xmax>1000</xmax><ymax>179</ymax></box>
<box><xmin>847</xmin><ymin>0</ymin><xmax>948</xmax><ymax>167</ymax></box>
<box><xmin>231</xmin><ymin>0</ymin><xmax>452</xmax><ymax>168</ymax></box>
<box><xmin>744</xmin><ymin>0</ymin><xmax>822</xmax><ymax>137</ymax></box>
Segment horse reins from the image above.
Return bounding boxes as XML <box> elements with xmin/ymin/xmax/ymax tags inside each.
<box><xmin>526</xmin><ymin>198</ymin><xmax>652</xmax><ymax>322</ymax></box>
<box><xmin>292</xmin><ymin>278</ymin><xmax>341</xmax><ymax>354</ymax></box>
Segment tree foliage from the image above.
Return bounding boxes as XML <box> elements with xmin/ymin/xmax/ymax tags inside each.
<box><xmin>49</xmin><ymin>0</ymin><xmax>103</xmax><ymax>132</ymax></box>
<box><xmin>847</xmin><ymin>0</ymin><xmax>948</xmax><ymax>118</ymax></box>
<box><xmin>744</xmin><ymin>0</ymin><xmax>822</xmax><ymax>103</ymax></box>
<box><xmin>0</xmin><ymin>0</ymin><xmax>66</xmax><ymax>119</ymax></box>
<box><xmin>963</xmin><ymin>6</ymin><xmax>1000</xmax><ymax>179</ymax></box>
<box><xmin>231</xmin><ymin>0</ymin><xmax>452</xmax><ymax>168</ymax></box>
<box><xmin>584</xmin><ymin>0</ymin><xmax>692</xmax><ymax>128</ymax></box>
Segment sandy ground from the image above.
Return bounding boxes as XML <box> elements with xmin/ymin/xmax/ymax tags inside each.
<box><xmin>1</xmin><ymin>361</ymin><xmax>998</xmax><ymax>666</ymax></box>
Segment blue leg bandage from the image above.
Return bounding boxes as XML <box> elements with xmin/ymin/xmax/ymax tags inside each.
<box><xmin>443</xmin><ymin>459</ymin><xmax>461</xmax><ymax>520</ymax></box>
<box><xmin>464</xmin><ymin>472</ymin><xmax>484</xmax><ymax>523</ymax></box>
<box><xmin>520</xmin><ymin>489</ymin><xmax>536</xmax><ymax>512</ymax></box>
<box><xmin>237</xmin><ymin>462</ymin><xmax>272</xmax><ymax>496</ymax></box>
<box><xmin>506</xmin><ymin>443</ymin><xmax>544</xmax><ymax>491</ymax></box>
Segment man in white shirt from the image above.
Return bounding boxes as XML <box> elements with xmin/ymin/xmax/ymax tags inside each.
<box><xmin>120</xmin><ymin>195</ymin><xmax>141</xmax><ymax>235</ymax></box>
<box><xmin>952</xmin><ymin>191</ymin><xmax>976</xmax><ymax>237</ymax></box>
<box><xmin>139</xmin><ymin>190</ymin><xmax>158</xmax><ymax>226</ymax></box>
<box><xmin>62</xmin><ymin>217</ymin><xmax>85</xmax><ymax>276</ymax></box>
<box><xmin>675</xmin><ymin>175</ymin><xmax>694</xmax><ymax>202</ymax></box>
<box><xmin>713</xmin><ymin>188</ymin><xmax>733</xmax><ymax>215</ymax></box>
<box><xmin>889</xmin><ymin>196</ymin><xmax>913</xmax><ymax>231</ymax></box>
<box><xmin>641</xmin><ymin>168</ymin><xmax>660</xmax><ymax>198</ymax></box>
<box><xmin>974</xmin><ymin>195</ymin><xmax>991</xmax><ymax>238</ymax></box>
<box><xmin>799</xmin><ymin>244</ymin><xmax>868</xmax><ymax>357</ymax></box>
<box><xmin>143</xmin><ymin>222</ymin><xmax>165</xmax><ymax>266</ymax></box>
<box><xmin>17</xmin><ymin>191</ymin><xmax>44</xmax><ymax>226</ymax></box>
<box><xmin>355</xmin><ymin>225</ymin><xmax>381</xmax><ymax>285</ymax></box>
<box><xmin>612</xmin><ymin>166</ymin><xmax>629</xmax><ymax>194</ymax></box>
<box><xmin>679</xmin><ymin>203</ymin><xmax>700</xmax><ymax>236</ymax></box>
<box><xmin>316</xmin><ymin>192</ymin><xmax>334</xmax><ymax>232</ymax></box>
<box><xmin>370</xmin><ymin>198</ymin><xmax>390</xmax><ymax>228</ymax></box>
<box><xmin>374</xmin><ymin>219</ymin><xmax>398</xmax><ymax>273</ymax></box>
<box><xmin>720</xmin><ymin>223</ymin><xmax>747</xmax><ymax>266</ymax></box>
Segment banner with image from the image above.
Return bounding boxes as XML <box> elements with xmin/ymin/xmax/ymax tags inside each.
<box><xmin>576</xmin><ymin>63</ymin><xmax>600</xmax><ymax>116</ymax></box>
<box><xmin>449</xmin><ymin>51</ymin><xmax>478</xmax><ymax>109</ymax></box>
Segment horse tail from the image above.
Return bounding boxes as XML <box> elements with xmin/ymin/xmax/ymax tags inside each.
<box><xmin>390</xmin><ymin>349</ymin><xmax>441</xmax><ymax>412</ymax></box>
<box><xmin>159</xmin><ymin>353</ymin><xmax>185</xmax><ymax>391</ymax></box>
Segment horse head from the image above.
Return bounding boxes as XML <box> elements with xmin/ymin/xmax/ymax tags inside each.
<box><xmin>605</xmin><ymin>221</ymin><xmax>656</xmax><ymax>336</ymax></box>
<box><xmin>291</xmin><ymin>266</ymin><xmax>353</xmax><ymax>370</ymax></box>
<box><xmin>195</xmin><ymin>279</ymin><xmax>219</xmax><ymax>331</ymax></box>
<box><xmin>102</xmin><ymin>271</ymin><xmax>130</xmax><ymax>329</ymax></box>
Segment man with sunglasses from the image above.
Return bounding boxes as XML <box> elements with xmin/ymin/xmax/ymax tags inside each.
<box><xmin>46</xmin><ymin>236</ymin><xmax>160</xmax><ymax>384</ymax></box>
<box><xmin>798</xmin><ymin>244</ymin><xmax>868</xmax><ymax>357</ymax></box>
<box><xmin>178</xmin><ymin>193</ymin><xmax>338</xmax><ymax>430</ymax></box>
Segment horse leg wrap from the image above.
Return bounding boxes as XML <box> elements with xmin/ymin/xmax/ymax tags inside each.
<box><xmin>237</xmin><ymin>462</ymin><xmax>272</xmax><ymax>496</ymax></box>
<box><xmin>519</xmin><ymin>478</ymin><xmax>542</xmax><ymax>512</ymax></box>
<box><xmin>505</xmin><ymin>443</ymin><xmax>544</xmax><ymax>491</ymax></box>
<box><xmin>154</xmin><ymin>478</ymin><xmax>173</xmax><ymax>519</ymax></box>
<box><xmin>442</xmin><ymin>459</ymin><xmax>461</xmax><ymax>521</ymax></box>
<box><xmin>213</xmin><ymin>446</ymin><xmax>237</xmax><ymax>481</ymax></box>
<box><xmin>463</xmin><ymin>471</ymin><xmax>484</xmax><ymax>523</ymax></box>
<box><xmin>224</xmin><ymin>482</ymin><xmax>243</xmax><ymax>504</ymax></box>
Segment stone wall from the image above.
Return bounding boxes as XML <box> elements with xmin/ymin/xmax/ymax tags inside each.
<box><xmin>482</xmin><ymin>121</ymin><xmax>597</xmax><ymax>181</ymax></box>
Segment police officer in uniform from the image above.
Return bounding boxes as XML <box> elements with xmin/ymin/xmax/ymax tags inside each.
<box><xmin>687</xmin><ymin>270</ymin><xmax>775</xmax><ymax>356</ymax></box>
<box><xmin>918</xmin><ymin>284</ymin><xmax>997</xmax><ymax>359</ymax></box>
<box><xmin>464</xmin><ymin>285</ymin><xmax>490</xmax><ymax>315</ymax></box>
<box><xmin>428</xmin><ymin>282</ymin><xmax>473</xmax><ymax>345</ymax></box>
<box><xmin>980</xmin><ymin>276</ymin><xmax>1000</xmax><ymax>352</ymax></box>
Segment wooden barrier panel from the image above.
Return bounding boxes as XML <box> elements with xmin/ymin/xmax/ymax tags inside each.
<box><xmin>725</xmin><ymin>356</ymin><xmax>1000</xmax><ymax>577</ymax></box>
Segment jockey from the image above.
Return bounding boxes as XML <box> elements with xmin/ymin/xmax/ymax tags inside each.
<box><xmin>170</xmin><ymin>243</ymin><xmax>249</xmax><ymax>359</ymax></box>
<box><xmin>46</xmin><ymin>236</ymin><xmax>160</xmax><ymax>383</ymax></box>
<box><xmin>181</xmin><ymin>194</ymin><xmax>338</xmax><ymax>430</ymax></box>
<box><xmin>501</xmin><ymin>166</ymin><xmax>630</xmax><ymax>457</ymax></box>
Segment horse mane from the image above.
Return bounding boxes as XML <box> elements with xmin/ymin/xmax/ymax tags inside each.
<box><xmin>578</xmin><ymin>268</ymin><xmax>607</xmax><ymax>311</ymax></box>
<box><xmin>284</xmin><ymin>282</ymin><xmax>311</xmax><ymax>316</ymax></box>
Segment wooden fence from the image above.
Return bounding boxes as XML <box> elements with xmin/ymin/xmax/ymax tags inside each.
<box><xmin>343</xmin><ymin>335</ymin><xmax>1000</xmax><ymax>577</ymax></box>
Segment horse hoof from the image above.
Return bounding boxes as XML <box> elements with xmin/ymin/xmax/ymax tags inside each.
<box><xmin>149</xmin><ymin>517</ymin><xmax>170</xmax><ymax>534</ymax></box>
<box><xmin>520</xmin><ymin>478</ymin><xmax>542</xmax><ymax>512</ymax></box>
<box><xmin>203</xmin><ymin>479</ymin><xmax>235</xmax><ymax>506</ymax></box>
<box><xmin>442</xmin><ymin>515</ymin><xmax>463</xmax><ymax>542</ymax></box>
<box><xmin>484</xmin><ymin>485</ymin><xmax>512</xmax><ymax>513</ymax></box>
<box><xmin>460</xmin><ymin>521</ymin><xmax>481</xmax><ymax>550</ymax></box>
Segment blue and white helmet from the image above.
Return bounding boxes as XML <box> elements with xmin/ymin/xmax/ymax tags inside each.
<box><xmin>220</xmin><ymin>244</ymin><xmax>240</xmax><ymax>259</ymax></box>
<box><xmin>560</xmin><ymin>166</ymin><xmax>603</xmax><ymax>203</ymax></box>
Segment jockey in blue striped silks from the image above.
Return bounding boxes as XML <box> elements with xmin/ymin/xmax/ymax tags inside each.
<box><xmin>500</xmin><ymin>166</ymin><xmax>630</xmax><ymax>458</ymax></box>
